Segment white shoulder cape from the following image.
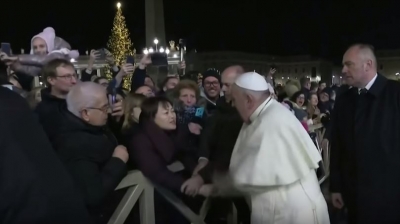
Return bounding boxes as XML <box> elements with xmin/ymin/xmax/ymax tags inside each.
<box><xmin>229</xmin><ymin>99</ymin><xmax>321</xmax><ymax>187</ymax></box>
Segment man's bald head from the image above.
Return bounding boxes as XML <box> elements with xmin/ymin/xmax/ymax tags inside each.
<box><xmin>349</xmin><ymin>44</ymin><xmax>377</xmax><ymax>67</ymax></box>
<box><xmin>221</xmin><ymin>65</ymin><xmax>244</xmax><ymax>101</ymax></box>
<box><xmin>342</xmin><ymin>43</ymin><xmax>377</xmax><ymax>88</ymax></box>
<box><xmin>67</xmin><ymin>82</ymin><xmax>107</xmax><ymax>117</ymax></box>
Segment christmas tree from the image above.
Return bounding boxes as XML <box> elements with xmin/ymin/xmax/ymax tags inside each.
<box><xmin>107</xmin><ymin>2</ymin><xmax>135</xmax><ymax>90</ymax></box>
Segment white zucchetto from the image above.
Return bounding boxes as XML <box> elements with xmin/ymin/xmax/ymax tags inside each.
<box><xmin>235</xmin><ymin>72</ymin><xmax>269</xmax><ymax>91</ymax></box>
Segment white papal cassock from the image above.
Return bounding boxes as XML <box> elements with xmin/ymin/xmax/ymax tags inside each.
<box><xmin>229</xmin><ymin>97</ymin><xmax>330</xmax><ymax>224</ymax></box>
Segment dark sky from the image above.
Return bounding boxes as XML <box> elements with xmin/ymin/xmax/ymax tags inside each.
<box><xmin>1</xmin><ymin>0</ymin><xmax>400</xmax><ymax>63</ymax></box>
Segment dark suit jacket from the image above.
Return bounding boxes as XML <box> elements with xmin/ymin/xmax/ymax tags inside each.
<box><xmin>198</xmin><ymin>97</ymin><xmax>243</xmax><ymax>183</ymax></box>
<box><xmin>330</xmin><ymin>74</ymin><xmax>400</xmax><ymax>224</ymax></box>
<box><xmin>53</xmin><ymin>110</ymin><xmax>127</xmax><ymax>210</ymax></box>
<box><xmin>0</xmin><ymin>87</ymin><xmax>91</xmax><ymax>223</ymax></box>
<box><xmin>129</xmin><ymin>121</ymin><xmax>197</xmax><ymax>193</ymax></box>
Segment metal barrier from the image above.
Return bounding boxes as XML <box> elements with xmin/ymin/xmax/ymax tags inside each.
<box><xmin>108</xmin><ymin>170</ymin><xmax>155</xmax><ymax>224</ymax></box>
<box><xmin>309</xmin><ymin>124</ymin><xmax>330</xmax><ymax>185</ymax></box>
<box><xmin>108</xmin><ymin>124</ymin><xmax>330</xmax><ymax>223</ymax></box>
<box><xmin>108</xmin><ymin>162</ymin><xmax>213</xmax><ymax>224</ymax></box>
<box><xmin>108</xmin><ymin>162</ymin><xmax>240</xmax><ymax>224</ymax></box>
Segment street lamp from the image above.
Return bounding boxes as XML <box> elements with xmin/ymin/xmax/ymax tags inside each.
<box><xmin>159</xmin><ymin>47</ymin><xmax>164</xmax><ymax>53</ymax></box>
<box><xmin>143</xmin><ymin>48</ymin><xmax>148</xmax><ymax>54</ymax></box>
<box><xmin>117</xmin><ymin>2</ymin><xmax>121</xmax><ymax>8</ymax></box>
<box><xmin>154</xmin><ymin>38</ymin><xmax>158</xmax><ymax>51</ymax></box>
<box><xmin>173</xmin><ymin>53</ymin><xmax>177</xmax><ymax>58</ymax></box>
<box><xmin>165</xmin><ymin>48</ymin><xmax>170</xmax><ymax>54</ymax></box>
<box><xmin>149</xmin><ymin>47</ymin><xmax>154</xmax><ymax>53</ymax></box>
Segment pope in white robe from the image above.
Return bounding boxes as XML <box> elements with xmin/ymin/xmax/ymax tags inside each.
<box><xmin>229</xmin><ymin>72</ymin><xmax>330</xmax><ymax>224</ymax></box>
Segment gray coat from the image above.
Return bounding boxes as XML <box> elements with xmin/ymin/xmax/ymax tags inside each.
<box><xmin>11</xmin><ymin>37</ymin><xmax>73</xmax><ymax>77</ymax></box>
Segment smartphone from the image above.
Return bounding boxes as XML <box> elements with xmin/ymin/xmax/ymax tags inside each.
<box><xmin>108</xmin><ymin>93</ymin><xmax>116</xmax><ymax>105</ymax></box>
<box><xmin>195</xmin><ymin>107</ymin><xmax>204</xmax><ymax>118</ymax></box>
<box><xmin>107</xmin><ymin>85</ymin><xmax>117</xmax><ymax>105</ymax></box>
<box><xmin>126</xmin><ymin>55</ymin><xmax>134</xmax><ymax>64</ymax></box>
<box><xmin>97</xmin><ymin>48</ymin><xmax>106</xmax><ymax>59</ymax></box>
<box><xmin>1</xmin><ymin>43</ymin><xmax>11</xmax><ymax>55</ymax></box>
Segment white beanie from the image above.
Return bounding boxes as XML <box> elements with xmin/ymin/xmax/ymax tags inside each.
<box><xmin>30</xmin><ymin>27</ymin><xmax>56</xmax><ymax>54</ymax></box>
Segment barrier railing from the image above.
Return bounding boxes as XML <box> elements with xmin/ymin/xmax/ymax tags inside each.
<box><xmin>108</xmin><ymin>170</ymin><xmax>155</xmax><ymax>224</ymax></box>
<box><xmin>108</xmin><ymin>125</ymin><xmax>330</xmax><ymax>224</ymax></box>
<box><xmin>309</xmin><ymin>124</ymin><xmax>330</xmax><ymax>185</ymax></box>
<box><xmin>108</xmin><ymin>162</ymin><xmax>214</xmax><ymax>224</ymax></box>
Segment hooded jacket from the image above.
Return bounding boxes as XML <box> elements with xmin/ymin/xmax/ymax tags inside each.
<box><xmin>11</xmin><ymin>27</ymin><xmax>79</xmax><ymax>77</ymax></box>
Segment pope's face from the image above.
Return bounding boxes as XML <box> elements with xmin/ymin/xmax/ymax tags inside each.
<box><xmin>232</xmin><ymin>85</ymin><xmax>250</xmax><ymax>123</ymax></box>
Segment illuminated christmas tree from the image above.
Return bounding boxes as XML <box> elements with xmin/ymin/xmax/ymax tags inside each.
<box><xmin>107</xmin><ymin>2</ymin><xmax>134</xmax><ymax>90</ymax></box>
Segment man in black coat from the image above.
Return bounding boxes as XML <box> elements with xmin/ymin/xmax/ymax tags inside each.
<box><xmin>193</xmin><ymin>66</ymin><xmax>250</xmax><ymax>223</ymax></box>
<box><xmin>34</xmin><ymin>59</ymin><xmax>78</xmax><ymax>143</ymax></box>
<box><xmin>0</xmin><ymin>86</ymin><xmax>91</xmax><ymax>223</ymax></box>
<box><xmin>330</xmin><ymin>43</ymin><xmax>400</xmax><ymax>224</ymax></box>
<box><xmin>53</xmin><ymin>82</ymin><xmax>128</xmax><ymax>222</ymax></box>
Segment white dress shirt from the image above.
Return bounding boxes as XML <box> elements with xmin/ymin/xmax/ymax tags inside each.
<box><xmin>359</xmin><ymin>73</ymin><xmax>377</xmax><ymax>94</ymax></box>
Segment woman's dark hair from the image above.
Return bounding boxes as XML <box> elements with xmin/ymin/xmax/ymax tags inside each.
<box><xmin>139</xmin><ymin>96</ymin><xmax>173</xmax><ymax>123</ymax></box>
<box><xmin>158</xmin><ymin>76</ymin><xmax>178</xmax><ymax>90</ymax></box>
<box><xmin>290</xmin><ymin>91</ymin><xmax>304</xmax><ymax>102</ymax></box>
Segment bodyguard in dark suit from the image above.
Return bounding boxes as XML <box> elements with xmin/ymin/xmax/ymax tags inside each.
<box><xmin>0</xmin><ymin>87</ymin><xmax>90</xmax><ymax>223</ymax></box>
<box><xmin>330</xmin><ymin>43</ymin><xmax>400</xmax><ymax>224</ymax></box>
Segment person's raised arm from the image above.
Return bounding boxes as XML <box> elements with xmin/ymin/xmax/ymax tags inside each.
<box><xmin>105</xmin><ymin>49</ymin><xmax>120</xmax><ymax>76</ymax></box>
<box><xmin>110</xmin><ymin>63</ymin><xmax>134</xmax><ymax>89</ymax></box>
<box><xmin>130</xmin><ymin>55</ymin><xmax>151</xmax><ymax>92</ymax></box>
<box><xmin>16</xmin><ymin>52</ymin><xmax>67</xmax><ymax>67</ymax></box>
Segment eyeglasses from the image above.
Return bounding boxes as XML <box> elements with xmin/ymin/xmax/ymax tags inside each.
<box><xmin>204</xmin><ymin>81</ymin><xmax>219</xmax><ymax>87</ymax></box>
<box><xmin>56</xmin><ymin>74</ymin><xmax>78</xmax><ymax>81</ymax></box>
<box><xmin>85</xmin><ymin>105</ymin><xmax>110</xmax><ymax>113</ymax></box>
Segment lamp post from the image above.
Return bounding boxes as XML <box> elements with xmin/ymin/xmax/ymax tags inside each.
<box><xmin>117</xmin><ymin>2</ymin><xmax>121</xmax><ymax>8</ymax></box>
<box><xmin>142</xmin><ymin>39</ymin><xmax>181</xmax><ymax>59</ymax></box>
<box><xmin>154</xmin><ymin>38</ymin><xmax>158</xmax><ymax>51</ymax></box>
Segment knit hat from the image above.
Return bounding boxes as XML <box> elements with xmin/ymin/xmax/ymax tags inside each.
<box><xmin>30</xmin><ymin>27</ymin><xmax>55</xmax><ymax>54</ymax></box>
<box><xmin>202</xmin><ymin>68</ymin><xmax>221</xmax><ymax>86</ymax></box>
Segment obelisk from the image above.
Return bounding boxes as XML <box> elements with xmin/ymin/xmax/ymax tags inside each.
<box><xmin>145</xmin><ymin>0</ymin><xmax>166</xmax><ymax>46</ymax></box>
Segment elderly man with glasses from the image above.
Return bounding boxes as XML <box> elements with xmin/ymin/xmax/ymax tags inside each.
<box><xmin>53</xmin><ymin>81</ymin><xmax>128</xmax><ymax>222</ymax></box>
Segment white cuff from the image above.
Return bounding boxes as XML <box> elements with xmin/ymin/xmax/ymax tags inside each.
<box><xmin>198</xmin><ymin>157</ymin><xmax>209</xmax><ymax>162</ymax></box>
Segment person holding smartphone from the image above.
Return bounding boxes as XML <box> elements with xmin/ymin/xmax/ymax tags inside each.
<box><xmin>0</xmin><ymin>27</ymin><xmax>79</xmax><ymax>77</ymax></box>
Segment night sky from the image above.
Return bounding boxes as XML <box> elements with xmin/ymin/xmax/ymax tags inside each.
<box><xmin>1</xmin><ymin>0</ymin><xmax>400</xmax><ymax>63</ymax></box>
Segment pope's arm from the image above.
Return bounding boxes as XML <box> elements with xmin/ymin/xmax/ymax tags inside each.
<box><xmin>329</xmin><ymin>98</ymin><xmax>342</xmax><ymax>193</ymax></box>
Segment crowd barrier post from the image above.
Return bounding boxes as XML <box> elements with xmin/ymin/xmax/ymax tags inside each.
<box><xmin>108</xmin><ymin>170</ymin><xmax>155</xmax><ymax>224</ymax></box>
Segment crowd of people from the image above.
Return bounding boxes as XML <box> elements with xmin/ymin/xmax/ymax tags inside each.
<box><xmin>1</xmin><ymin>27</ymin><xmax>400</xmax><ymax>224</ymax></box>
